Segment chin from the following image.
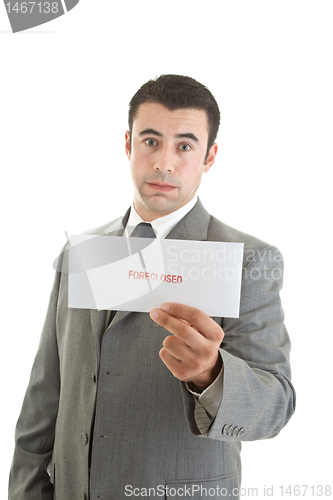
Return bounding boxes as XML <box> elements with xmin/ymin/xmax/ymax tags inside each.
<box><xmin>145</xmin><ymin>197</ymin><xmax>179</xmax><ymax>215</ymax></box>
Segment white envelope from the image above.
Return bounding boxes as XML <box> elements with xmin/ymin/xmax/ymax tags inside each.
<box><xmin>68</xmin><ymin>235</ymin><xmax>244</xmax><ymax>318</ymax></box>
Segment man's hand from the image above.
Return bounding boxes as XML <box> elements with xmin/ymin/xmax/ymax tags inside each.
<box><xmin>150</xmin><ymin>303</ymin><xmax>224</xmax><ymax>390</ymax></box>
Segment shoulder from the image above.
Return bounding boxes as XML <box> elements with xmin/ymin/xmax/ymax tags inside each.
<box><xmin>54</xmin><ymin>214</ymin><xmax>126</xmax><ymax>273</ymax></box>
<box><xmin>207</xmin><ymin>215</ymin><xmax>283</xmax><ymax>266</ymax></box>
<box><xmin>208</xmin><ymin>215</ymin><xmax>267</xmax><ymax>247</ymax></box>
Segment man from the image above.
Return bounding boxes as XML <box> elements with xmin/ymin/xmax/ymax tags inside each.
<box><xmin>9</xmin><ymin>75</ymin><xmax>295</xmax><ymax>500</ymax></box>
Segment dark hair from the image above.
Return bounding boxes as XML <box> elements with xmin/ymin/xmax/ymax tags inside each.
<box><xmin>128</xmin><ymin>74</ymin><xmax>220</xmax><ymax>160</ymax></box>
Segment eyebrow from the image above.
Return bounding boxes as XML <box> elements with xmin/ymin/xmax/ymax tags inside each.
<box><xmin>176</xmin><ymin>133</ymin><xmax>199</xmax><ymax>142</ymax></box>
<box><xmin>139</xmin><ymin>128</ymin><xmax>162</xmax><ymax>137</ymax></box>
<box><xmin>139</xmin><ymin>128</ymin><xmax>199</xmax><ymax>142</ymax></box>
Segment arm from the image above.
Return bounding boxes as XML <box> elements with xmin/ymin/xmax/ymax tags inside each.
<box><xmin>150</xmin><ymin>245</ymin><xmax>295</xmax><ymax>441</ymax></box>
<box><xmin>8</xmin><ymin>271</ymin><xmax>62</xmax><ymax>500</ymax></box>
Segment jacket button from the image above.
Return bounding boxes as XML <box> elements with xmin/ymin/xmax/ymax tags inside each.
<box><xmin>238</xmin><ymin>428</ymin><xmax>245</xmax><ymax>436</ymax></box>
<box><xmin>222</xmin><ymin>424</ymin><xmax>230</xmax><ymax>435</ymax></box>
<box><xmin>81</xmin><ymin>433</ymin><xmax>89</xmax><ymax>445</ymax></box>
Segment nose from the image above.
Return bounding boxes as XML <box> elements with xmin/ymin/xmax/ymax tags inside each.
<box><xmin>153</xmin><ymin>145</ymin><xmax>175</xmax><ymax>173</ymax></box>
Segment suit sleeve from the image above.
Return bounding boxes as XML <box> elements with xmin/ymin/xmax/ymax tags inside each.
<box><xmin>8</xmin><ymin>270</ymin><xmax>62</xmax><ymax>500</ymax></box>
<box><xmin>181</xmin><ymin>244</ymin><xmax>296</xmax><ymax>441</ymax></box>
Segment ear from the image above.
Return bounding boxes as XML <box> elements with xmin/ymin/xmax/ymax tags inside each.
<box><xmin>203</xmin><ymin>142</ymin><xmax>218</xmax><ymax>173</ymax></box>
<box><xmin>125</xmin><ymin>131</ymin><xmax>131</xmax><ymax>160</ymax></box>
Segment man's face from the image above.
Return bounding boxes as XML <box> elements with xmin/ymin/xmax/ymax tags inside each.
<box><xmin>125</xmin><ymin>102</ymin><xmax>218</xmax><ymax>221</ymax></box>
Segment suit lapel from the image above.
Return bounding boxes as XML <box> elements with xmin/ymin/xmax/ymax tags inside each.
<box><xmin>90</xmin><ymin>309</ymin><xmax>132</xmax><ymax>344</ymax></box>
<box><xmin>108</xmin><ymin>310</ymin><xmax>132</xmax><ymax>327</ymax></box>
<box><xmin>103</xmin><ymin>207</ymin><xmax>131</xmax><ymax>236</ymax></box>
<box><xmin>166</xmin><ymin>197</ymin><xmax>211</xmax><ymax>241</ymax></box>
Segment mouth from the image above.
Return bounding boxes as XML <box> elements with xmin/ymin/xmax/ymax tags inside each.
<box><xmin>146</xmin><ymin>182</ymin><xmax>176</xmax><ymax>192</ymax></box>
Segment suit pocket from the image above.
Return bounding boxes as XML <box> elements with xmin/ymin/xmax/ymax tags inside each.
<box><xmin>165</xmin><ymin>473</ymin><xmax>239</xmax><ymax>499</ymax></box>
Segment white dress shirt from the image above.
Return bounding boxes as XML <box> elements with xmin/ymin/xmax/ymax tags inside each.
<box><xmin>125</xmin><ymin>195</ymin><xmax>198</xmax><ymax>239</ymax></box>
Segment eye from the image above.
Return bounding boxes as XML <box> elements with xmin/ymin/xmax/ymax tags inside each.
<box><xmin>178</xmin><ymin>143</ymin><xmax>192</xmax><ymax>152</ymax></box>
<box><xmin>145</xmin><ymin>138</ymin><xmax>158</xmax><ymax>147</ymax></box>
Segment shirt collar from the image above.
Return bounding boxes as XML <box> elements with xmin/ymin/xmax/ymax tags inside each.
<box><xmin>125</xmin><ymin>195</ymin><xmax>198</xmax><ymax>239</ymax></box>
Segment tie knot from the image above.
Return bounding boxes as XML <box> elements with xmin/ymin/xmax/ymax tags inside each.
<box><xmin>130</xmin><ymin>222</ymin><xmax>156</xmax><ymax>238</ymax></box>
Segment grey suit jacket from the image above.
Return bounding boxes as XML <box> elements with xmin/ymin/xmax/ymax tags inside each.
<box><xmin>8</xmin><ymin>199</ymin><xmax>295</xmax><ymax>500</ymax></box>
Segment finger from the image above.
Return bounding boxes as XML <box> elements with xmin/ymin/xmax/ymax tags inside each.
<box><xmin>162</xmin><ymin>335</ymin><xmax>193</xmax><ymax>362</ymax></box>
<box><xmin>150</xmin><ymin>308</ymin><xmax>206</xmax><ymax>349</ymax></box>
<box><xmin>159</xmin><ymin>303</ymin><xmax>224</xmax><ymax>342</ymax></box>
<box><xmin>159</xmin><ymin>347</ymin><xmax>181</xmax><ymax>376</ymax></box>
<box><xmin>159</xmin><ymin>347</ymin><xmax>193</xmax><ymax>382</ymax></box>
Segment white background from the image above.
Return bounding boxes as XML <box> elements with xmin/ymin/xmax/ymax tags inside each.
<box><xmin>1</xmin><ymin>1</ymin><xmax>332</xmax><ymax>498</ymax></box>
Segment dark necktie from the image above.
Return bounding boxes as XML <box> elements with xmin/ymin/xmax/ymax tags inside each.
<box><xmin>130</xmin><ymin>222</ymin><xmax>156</xmax><ymax>239</ymax></box>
